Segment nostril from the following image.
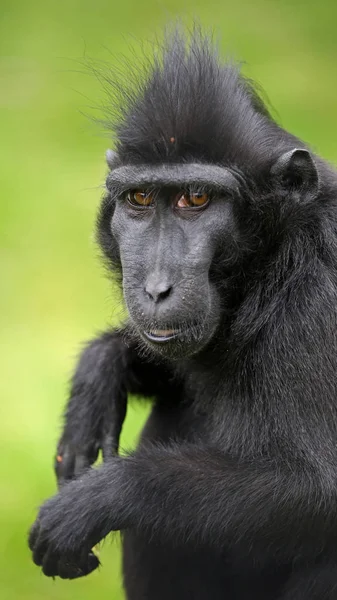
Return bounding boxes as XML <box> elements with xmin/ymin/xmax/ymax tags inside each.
<box><xmin>144</xmin><ymin>283</ymin><xmax>172</xmax><ymax>303</ymax></box>
<box><xmin>158</xmin><ymin>286</ymin><xmax>172</xmax><ymax>301</ymax></box>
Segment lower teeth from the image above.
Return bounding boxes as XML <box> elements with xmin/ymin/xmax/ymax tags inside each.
<box><xmin>150</xmin><ymin>330</ymin><xmax>176</xmax><ymax>336</ymax></box>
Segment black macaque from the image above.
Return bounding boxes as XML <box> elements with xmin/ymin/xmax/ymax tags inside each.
<box><xmin>29</xmin><ymin>29</ymin><xmax>337</xmax><ymax>599</ymax></box>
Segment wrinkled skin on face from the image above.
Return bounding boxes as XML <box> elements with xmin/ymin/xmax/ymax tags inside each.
<box><xmin>111</xmin><ymin>187</ymin><xmax>238</xmax><ymax>358</ymax></box>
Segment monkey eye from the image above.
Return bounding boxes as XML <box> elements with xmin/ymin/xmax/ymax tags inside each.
<box><xmin>176</xmin><ymin>191</ymin><xmax>209</xmax><ymax>209</ymax></box>
<box><xmin>127</xmin><ymin>190</ymin><xmax>155</xmax><ymax>208</ymax></box>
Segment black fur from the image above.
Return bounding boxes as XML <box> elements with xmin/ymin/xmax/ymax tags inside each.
<box><xmin>29</xmin><ymin>29</ymin><xmax>337</xmax><ymax>599</ymax></box>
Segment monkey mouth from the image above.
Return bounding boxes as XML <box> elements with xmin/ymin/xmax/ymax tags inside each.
<box><xmin>143</xmin><ymin>329</ymin><xmax>181</xmax><ymax>343</ymax></box>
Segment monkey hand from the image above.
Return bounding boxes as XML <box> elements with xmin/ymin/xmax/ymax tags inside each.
<box><xmin>28</xmin><ymin>473</ymin><xmax>110</xmax><ymax>579</ymax></box>
<box><xmin>55</xmin><ymin>418</ymin><xmax>124</xmax><ymax>487</ymax></box>
<box><xmin>54</xmin><ymin>332</ymin><xmax>128</xmax><ymax>488</ymax></box>
<box><xmin>54</xmin><ymin>432</ymin><xmax>101</xmax><ymax>488</ymax></box>
<box><xmin>54</xmin><ymin>399</ymin><xmax>125</xmax><ymax>488</ymax></box>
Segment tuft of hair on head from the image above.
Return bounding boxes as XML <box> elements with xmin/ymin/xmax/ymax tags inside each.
<box><xmin>99</xmin><ymin>25</ymin><xmax>300</xmax><ymax>173</ymax></box>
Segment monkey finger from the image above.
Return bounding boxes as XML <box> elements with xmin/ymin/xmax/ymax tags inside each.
<box><xmin>80</xmin><ymin>549</ymin><xmax>100</xmax><ymax>576</ymax></box>
<box><xmin>42</xmin><ymin>547</ymin><xmax>61</xmax><ymax>578</ymax></box>
<box><xmin>102</xmin><ymin>433</ymin><xmax>118</xmax><ymax>462</ymax></box>
<box><xmin>58</xmin><ymin>563</ymin><xmax>85</xmax><ymax>580</ymax></box>
<box><xmin>73</xmin><ymin>454</ymin><xmax>92</xmax><ymax>478</ymax></box>
<box><xmin>57</xmin><ymin>557</ymin><xmax>85</xmax><ymax>580</ymax></box>
<box><xmin>28</xmin><ymin>520</ymin><xmax>40</xmax><ymax>552</ymax></box>
<box><xmin>58</xmin><ymin>550</ymin><xmax>100</xmax><ymax>579</ymax></box>
<box><xmin>32</xmin><ymin>538</ymin><xmax>48</xmax><ymax>567</ymax></box>
<box><xmin>55</xmin><ymin>447</ymin><xmax>75</xmax><ymax>487</ymax></box>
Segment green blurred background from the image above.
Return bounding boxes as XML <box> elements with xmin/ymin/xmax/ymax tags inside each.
<box><xmin>1</xmin><ymin>0</ymin><xmax>337</xmax><ymax>598</ymax></box>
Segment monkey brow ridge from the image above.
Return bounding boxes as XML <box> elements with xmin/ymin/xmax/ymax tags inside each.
<box><xmin>106</xmin><ymin>163</ymin><xmax>240</xmax><ymax>193</ymax></box>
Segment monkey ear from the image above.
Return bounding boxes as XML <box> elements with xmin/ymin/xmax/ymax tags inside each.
<box><xmin>106</xmin><ymin>149</ymin><xmax>117</xmax><ymax>170</ymax></box>
<box><xmin>271</xmin><ymin>148</ymin><xmax>319</xmax><ymax>197</ymax></box>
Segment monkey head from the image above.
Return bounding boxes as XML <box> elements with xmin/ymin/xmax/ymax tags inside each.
<box><xmin>96</xmin><ymin>34</ymin><xmax>320</xmax><ymax>360</ymax></box>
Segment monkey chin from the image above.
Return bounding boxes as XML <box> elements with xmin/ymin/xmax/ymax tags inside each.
<box><xmin>141</xmin><ymin>334</ymin><xmax>205</xmax><ymax>360</ymax></box>
<box><xmin>135</xmin><ymin>320</ymin><xmax>219</xmax><ymax>361</ymax></box>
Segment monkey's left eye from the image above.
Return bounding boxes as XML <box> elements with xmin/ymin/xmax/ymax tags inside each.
<box><xmin>176</xmin><ymin>192</ymin><xmax>209</xmax><ymax>209</ymax></box>
<box><xmin>127</xmin><ymin>190</ymin><xmax>155</xmax><ymax>208</ymax></box>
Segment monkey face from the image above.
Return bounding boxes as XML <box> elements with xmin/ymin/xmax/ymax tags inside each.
<box><xmin>110</xmin><ymin>182</ymin><xmax>238</xmax><ymax>359</ymax></box>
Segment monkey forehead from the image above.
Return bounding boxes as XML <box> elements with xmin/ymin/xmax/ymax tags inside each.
<box><xmin>106</xmin><ymin>163</ymin><xmax>240</xmax><ymax>193</ymax></box>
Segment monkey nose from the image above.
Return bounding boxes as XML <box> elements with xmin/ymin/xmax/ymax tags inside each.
<box><xmin>144</xmin><ymin>277</ymin><xmax>173</xmax><ymax>303</ymax></box>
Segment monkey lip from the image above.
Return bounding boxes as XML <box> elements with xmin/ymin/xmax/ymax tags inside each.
<box><xmin>143</xmin><ymin>329</ymin><xmax>181</xmax><ymax>343</ymax></box>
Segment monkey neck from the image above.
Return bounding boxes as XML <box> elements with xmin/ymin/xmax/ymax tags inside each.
<box><xmin>180</xmin><ymin>287</ymin><xmax>337</xmax><ymax>459</ymax></box>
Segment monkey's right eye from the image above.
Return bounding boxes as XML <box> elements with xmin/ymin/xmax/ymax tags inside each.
<box><xmin>126</xmin><ymin>190</ymin><xmax>155</xmax><ymax>208</ymax></box>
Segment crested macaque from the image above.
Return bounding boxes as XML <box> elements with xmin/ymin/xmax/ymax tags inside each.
<box><xmin>29</xmin><ymin>30</ymin><xmax>337</xmax><ymax>600</ymax></box>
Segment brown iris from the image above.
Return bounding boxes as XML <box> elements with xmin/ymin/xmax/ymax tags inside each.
<box><xmin>127</xmin><ymin>190</ymin><xmax>154</xmax><ymax>207</ymax></box>
<box><xmin>176</xmin><ymin>192</ymin><xmax>209</xmax><ymax>209</ymax></box>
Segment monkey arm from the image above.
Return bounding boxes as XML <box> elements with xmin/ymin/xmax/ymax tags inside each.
<box><xmin>30</xmin><ymin>443</ymin><xmax>336</xmax><ymax>578</ymax></box>
<box><xmin>55</xmin><ymin>328</ymin><xmax>176</xmax><ymax>486</ymax></box>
